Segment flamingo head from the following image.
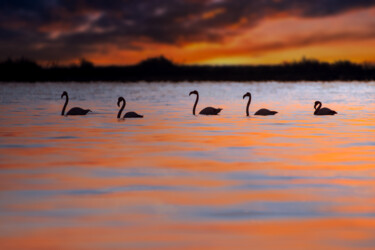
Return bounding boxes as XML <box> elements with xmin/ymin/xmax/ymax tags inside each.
<box><xmin>314</xmin><ymin>101</ymin><xmax>321</xmax><ymax>110</ymax></box>
<box><xmin>189</xmin><ymin>90</ymin><xmax>198</xmax><ymax>96</ymax></box>
<box><xmin>243</xmin><ymin>92</ymin><xmax>251</xmax><ymax>99</ymax></box>
<box><xmin>117</xmin><ymin>97</ymin><xmax>125</xmax><ymax>107</ymax></box>
<box><xmin>61</xmin><ymin>91</ymin><xmax>68</xmax><ymax>98</ymax></box>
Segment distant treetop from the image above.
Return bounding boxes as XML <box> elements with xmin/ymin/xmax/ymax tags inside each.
<box><xmin>79</xmin><ymin>58</ymin><xmax>94</xmax><ymax>68</ymax></box>
<box><xmin>137</xmin><ymin>56</ymin><xmax>176</xmax><ymax>68</ymax></box>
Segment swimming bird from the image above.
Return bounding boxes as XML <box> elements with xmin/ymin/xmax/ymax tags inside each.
<box><xmin>314</xmin><ymin>101</ymin><xmax>337</xmax><ymax>115</ymax></box>
<box><xmin>189</xmin><ymin>90</ymin><xmax>222</xmax><ymax>115</ymax></box>
<box><xmin>117</xmin><ymin>97</ymin><xmax>143</xmax><ymax>118</ymax></box>
<box><xmin>61</xmin><ymin>91</ymin><xmax>91</xmax><ymax>116</ymax></box>
<box><xmin>243</xmin><ymin>92</ymin><xmax>278</xmax><ymax>116</ymax></box>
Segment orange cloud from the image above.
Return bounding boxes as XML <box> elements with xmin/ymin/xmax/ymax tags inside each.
<box><xmin>202</xmin><ymin>8</ymin><xmax>225</xmax><ymax>20</ymax></box>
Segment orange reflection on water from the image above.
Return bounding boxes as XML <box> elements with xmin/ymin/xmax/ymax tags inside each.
<box><xmin>0</xmin><ymin>82</ymin><xmax>374</xmax><ymax>249</ymax></box>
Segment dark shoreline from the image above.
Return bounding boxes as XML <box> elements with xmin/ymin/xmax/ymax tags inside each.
<box><xmin>1</xmin><ymin>57</ymin><xmax>374</xmax><ymax>82</ymax></box>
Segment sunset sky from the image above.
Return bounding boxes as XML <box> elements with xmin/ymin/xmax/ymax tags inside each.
<box><xmin>0</xmin><ymin>0</ymin><xmax>375</xmax><ymax>65</ymax></box>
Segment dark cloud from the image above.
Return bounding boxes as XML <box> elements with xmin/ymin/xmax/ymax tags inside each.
<box><xmin>0</xmin><ymin>0</ymin><xmax>374</xmax><ymax>62</ymax></box>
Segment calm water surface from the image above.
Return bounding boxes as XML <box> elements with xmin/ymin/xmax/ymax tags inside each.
<box><xmin>0</xmin><ymin>82</ymin><xmax>375</xmax><ymax>249</ymax></box>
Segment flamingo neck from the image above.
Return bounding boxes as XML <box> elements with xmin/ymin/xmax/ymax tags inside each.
<box><xmin>314</xmin><ymin>102</ymin><xmax>322</xmax><ymax>115</ymax></box>
<box><xmin>62</xmin><ymin>95</ymin><xmax>68</xmax><ymax>116</ymax></box>
<box><xmin>193</xmin><ymin>93</ymin><xmax>199</xmax><ymax>115</ymax></box>
<box><xmin>246</xmin><ymin>95</ymin><xmax>251</xmax><ymax>117</ymax></box>
<box><xmin>117</xmin><ymin>99</ymin><xmax>126</xmax><ymax>118</ymax></box>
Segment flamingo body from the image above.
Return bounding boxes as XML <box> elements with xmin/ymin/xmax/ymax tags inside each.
<box><xmin>66</xmin><ymin>107</ymin><xmax>91</xmax><ymax>116</ymax></box>
<box><xmin>199</xmin><ymin>107</ymin><xmax>222</xmax><ymax>115</ymax></box>
<box><xmin>254</xmin><ymin>108</ymin><xmax>278</xmax><ymax>116</ymax></box>
<box><xmin>124</xmin><ymin>111</ymin><xmax>143</xmax><ymax>118</ymax></box>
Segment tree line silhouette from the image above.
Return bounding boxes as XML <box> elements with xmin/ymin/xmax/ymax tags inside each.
<box><xmin>0</xmin><ymin>56</ymin><xmax>374</xmax><ymax>82</ymax></box>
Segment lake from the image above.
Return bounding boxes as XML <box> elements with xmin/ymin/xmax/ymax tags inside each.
<box><xmin>0</xmin><ymin>81</ymin><xmax>375</xmax><ymax>249</ymax></box>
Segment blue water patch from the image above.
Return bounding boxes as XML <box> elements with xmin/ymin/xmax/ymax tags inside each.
<box><xmin>260</xmin><ymin>122</ymin><xmax>294</xmax><ymax>126</ymax></box>
<box><xmin>0</xmin><ymin>184</ymin><xmax>189</xmax><ymax>205</ymax></box>
<box><xmin>231</xmin><ymin>182</ymin><xmax>347</xmax><ymax>191</ymax></box>
<box><xmin>341</xmin><ymin>141</ymin><xmax>375</xmax><ymax>147</ymax></box>
<box><xmin>192</xmin><ymin>201</ymin><xmax>375</xmax><ymax>220</ymax></box>
<box><xmin>0</xmin><ymin>144</ymin><xmax>47</xmax><ymax>148</ymax></box>
<box><xmin>165</xmin><ymin>146</ymin><xmax>274</xmax><ymax>163</ymax></box>
<box><xmin>67</xmin><ymin>184</ymin><xmax>180</xmax><ymax>196</ymax></box>
<box><xmin>89</xmin><ymin>167</ymin><xmax>191</xmax><ymax>178</ymax></box>
<box><xmin>224</xmin><ymin>171</ymin><xmax>375</xmax><ymax>181</ymax></box>
<box><xmin>2</xmin><ymin>207</ymin><xmax>104</xmax><ymax>218</ymax></box>
<box><xmin>47</xmin><ymin>136</ymin><xmax>78</xmax><ymax>139</ymax></box>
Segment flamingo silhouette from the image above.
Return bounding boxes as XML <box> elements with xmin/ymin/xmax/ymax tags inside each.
<box><xmin>61</xmin><ymin>91</ymin><xmax>91</xmax><ymax>116</ymax></box>
<box><xmin>243</xmin><ymin>92</ymin><xmax>277</xmax><ymax>116</ymax></box>
<box><xmin>189</xmin><ymin>90</ymin><xmax>222</xmax><ymax>115</ymax></box>
<box><xmin>314</xmin><ymin>101</ymin><xmax>337</xmax><ymax>115</ymax></box>
<box><xmin>117</xmin><ymin>97</ymin><xmax>143</xmax><ymax>118</ymax></box>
